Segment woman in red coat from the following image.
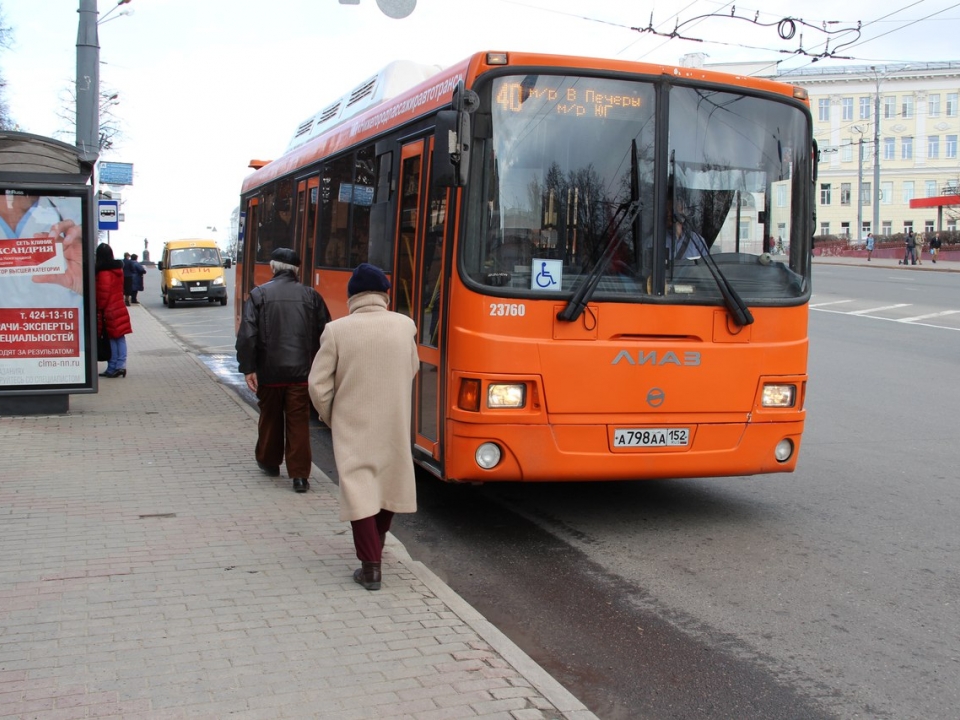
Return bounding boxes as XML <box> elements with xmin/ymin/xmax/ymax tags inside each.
<box><xmin>95</xmin><ymin>243</ymin><xmax>133</xmax><ymax>378</ymax></box>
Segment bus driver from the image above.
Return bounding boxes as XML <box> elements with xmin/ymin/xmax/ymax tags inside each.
<box><xmin>666</xmin><ymin>191</ymin><xmax>709</xmax><ymax>260</ymax></box>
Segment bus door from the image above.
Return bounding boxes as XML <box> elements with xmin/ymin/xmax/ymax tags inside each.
<box><xmin>392</xmin><ymin>138</ymin><xmax>449</xmax><ymax>464</ymax></box>
<box><xmin>294</xmin><ymin>175</ymin><xmax>320</xmax><ymax>287</ymax></box>
<box><xmin>236</xmin><ymin>197</ymin><xmax>260</xmax><ymax>330</ymax></box>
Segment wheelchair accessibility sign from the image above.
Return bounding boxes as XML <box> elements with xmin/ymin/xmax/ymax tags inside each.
<box><xmin>530</xmin><ymin>259</ymin><xmax>562</xmax><ymax>291</ymax></box>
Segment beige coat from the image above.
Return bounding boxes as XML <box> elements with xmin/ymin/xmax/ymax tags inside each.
<box><xmin>308</xmin><ymin>292</ymin><xmax>419</xmax><ymax>522</ymax></box>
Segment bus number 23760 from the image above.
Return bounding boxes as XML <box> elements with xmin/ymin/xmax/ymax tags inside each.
<box><xmin>489</xmin><ymin>303</ymin><xmax>526</xmax><ymax>317</ymax></box>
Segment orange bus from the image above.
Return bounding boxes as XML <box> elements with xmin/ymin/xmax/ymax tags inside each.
<box><xmin>237</xmin><ymin>51</ymin><xmax>813</xmax><ymax>483</ymax></box>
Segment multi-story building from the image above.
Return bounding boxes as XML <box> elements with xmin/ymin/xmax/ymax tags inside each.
<box><xmin>684</xmin><ymin>55</ymin><xmax>960</xmax><ymax>241</ymax></box>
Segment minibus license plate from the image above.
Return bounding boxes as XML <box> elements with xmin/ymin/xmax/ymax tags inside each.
<box><xmin>190</xmin><ymin>286</ymin><xmax>205</xmax><ymax>292</ymax></box>
<box><xmin>614</xmin><ymin>428</ymin><xmax>689</xmax><ymax>447</ymax></box>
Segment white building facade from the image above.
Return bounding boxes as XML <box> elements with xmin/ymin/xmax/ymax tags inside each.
<box><xmin>783</xmin><ymin>62</ymin><xmax>960</xmax><ymax>240</ymax></box>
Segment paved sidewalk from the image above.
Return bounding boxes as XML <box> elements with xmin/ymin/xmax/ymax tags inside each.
<box><xmin>0</xmin><ymin>307</ymin><xmax>597</xmax><ymax>720</ymax></box>
<box><xmin>813</xmin><ymin>253</ymin><xmax>960</xmax><ymax>271</ymax></box>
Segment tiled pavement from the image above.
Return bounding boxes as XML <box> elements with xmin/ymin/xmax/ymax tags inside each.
<box><xmin>0</xmin><ymin>306</ymin><xmax>597</xmax><ymax>720</ymax></box>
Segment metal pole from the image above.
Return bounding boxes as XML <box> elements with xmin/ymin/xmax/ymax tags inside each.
<box><xmin>856</xmin><ymin>134</ymin><xmax>863</xmax><ymax>240</ymax></box>
<box><xmin>76</xmin><ymin>0</ymin><xmax>100</xmax><ymax>164</ymax></box>
<box><xmin>872</xmin><ymin>68</ymin><xmax>882</xmax><ymax>236</ymax></box>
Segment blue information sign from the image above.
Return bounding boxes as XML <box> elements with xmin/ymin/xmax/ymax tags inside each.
<box><xmin>98</xmin><ymin>162</ymin><xmax>134</xmax><ymax>185</ymax></box>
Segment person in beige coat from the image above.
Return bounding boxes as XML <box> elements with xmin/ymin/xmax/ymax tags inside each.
<box><xmin>308</xmin><ymin>263</ymin><xmax>419</xmax><ymax>591</ymax></box>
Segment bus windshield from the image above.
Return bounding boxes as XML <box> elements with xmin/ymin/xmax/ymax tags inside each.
<box><xmin>462</xmin><ymin>74</ymin><xmax>811</xmax><ymax>304</ymax></box>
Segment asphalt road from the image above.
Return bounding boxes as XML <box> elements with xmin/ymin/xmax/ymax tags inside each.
<box><xmin>145</xmin><ymin>262</ymin><xmax>960</xmax><ymax>720</ymax></box>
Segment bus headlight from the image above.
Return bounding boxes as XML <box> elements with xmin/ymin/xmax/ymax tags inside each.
<box><xmin>762</xmin><ymin>384</ymin><xmax>796</xmax><ymax>408</ymax></box>
<box><xmin>775</xmin><ymin>439</ymin><xmax>794</xmax><ymax>462</ymax></box>
<box><xmin>170</xmin><ymin>278</ymin><xmax>183</xmax><ymax>287</ymax></box>
<box><xmin>488</xmin><ymin>383</ymin><xmax>525</xmax><ymax>408</ymax></box>
<box><xmin>212</xmin><ymin>276</ymin><xmax>225</xmax><ymax>286</ymax></box>
<box><xmin>476</xmin><ymin>443</ymin><xmax>502</xmax><ymax>469</ymax></box>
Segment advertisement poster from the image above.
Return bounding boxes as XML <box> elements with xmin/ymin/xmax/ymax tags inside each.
<box><xmin>0</xmin><ymin>189</ymin><xmax>89</xmax><ymax>390</ymax></box>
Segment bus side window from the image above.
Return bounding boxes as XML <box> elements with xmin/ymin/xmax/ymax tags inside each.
<box><xmin>325</xmin><ymin>231</ymin><xmax>348</xmax><ymax>267</ymax></box>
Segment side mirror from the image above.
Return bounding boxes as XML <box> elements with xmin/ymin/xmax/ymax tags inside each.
<box><xmin>433</xmin><ymin>110</ymin><xmax>470</xmax><ymax>187</ymax></box>
<box><xmin>433</xmin><ymin>83</ymin><xmax>479</xmax><ymax>188</ymax></box>
<box><xmin>156</xmin><ymin>261</ymin><xmax>163</xmax><ymax>270</ymax></box>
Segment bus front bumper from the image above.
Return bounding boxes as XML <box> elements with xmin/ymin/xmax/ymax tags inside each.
<box><xmin>442</xmin><ymin>419</ymin><xmax>805</xmax><ymax>483</ymax></box>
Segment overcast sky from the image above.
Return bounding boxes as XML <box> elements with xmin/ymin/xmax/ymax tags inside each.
<box><xmin>2</xmin><ymin>0</ymin><xmax>956</xmax><ymax>257</ymax></box>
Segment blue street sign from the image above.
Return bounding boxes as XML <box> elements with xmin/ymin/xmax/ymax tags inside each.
<box><xmin>98</xmin><ymin>162</ymin><xmax>134</xmax><ymax>185</ymax></box>
<box><xmin>98</xmin><ymin>200</ymin><xmax>120</xmax><ymax>231</ymax></box>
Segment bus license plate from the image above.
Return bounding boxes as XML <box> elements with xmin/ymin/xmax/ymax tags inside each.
<box><xmin>190</xmin><ymin>286</ymin><xmax>206</xmax><ymax>292</ymax></box>
<box><xmin>614</xmin><ymin>428</ymin><xmax>689</xmax><ymax>447</ymax></box>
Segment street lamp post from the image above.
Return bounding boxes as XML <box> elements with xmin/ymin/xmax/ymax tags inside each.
<box><xmin>853</xmin><ymin>125</ymin><xmax>865</xmax><ymax>241</ymax></box>
<box><xmin>76</xmin><ymin>0</ymin><xmax>132</xmax><ymax>163</ymax></box>
<box><xmin>871</xmin><ymin>67</ymin><xmax>882</xmax><ymax>238</ymax></box>
<box><xmin>76</xmin><ymin>0</ymin><xmax>99</xmax><ymax>164</ymax></box>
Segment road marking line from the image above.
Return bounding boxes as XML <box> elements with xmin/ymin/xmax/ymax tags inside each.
<box><xmin>809</xmin><ymin>299</ymin><xmax>855</xmax><ymax>308</ymax></box>
<box><xmin>897</xmin><ymin>310</ymin><xmax>960</xmax><ymax>322</ymax></box>
<box><xmin>811</xmin><ymin>308</ymin><xmax>960</xmax><ymax>332</ymax></box>
<box><xmin>847</xmin><ymin>303</ymin><xmax>911</xmax><ymax>315</ymax></box>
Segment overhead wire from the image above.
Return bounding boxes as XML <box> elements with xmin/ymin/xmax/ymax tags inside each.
<box><xmin>497</xmin><ymin>0</ymin><xmax>957</xmax><ymax>70</ymax></box>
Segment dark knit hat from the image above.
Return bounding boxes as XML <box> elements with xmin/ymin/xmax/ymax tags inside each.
<box><xmin>271</xmin><ymin>247</ymin><xmax>301</xmax><ymax>267</ymax></box>
<box><xmin>347</xmin><ymin>263</ymin><xmax>391</xmax><ymax>297</ymax></box>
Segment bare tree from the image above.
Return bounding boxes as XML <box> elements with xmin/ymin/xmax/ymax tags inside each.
<box><xmin>54</xmin><ymin>85</ymin><xmax>123</xmax><ymax>153</ymax></box>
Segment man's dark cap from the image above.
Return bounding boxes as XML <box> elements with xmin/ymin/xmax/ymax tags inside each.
<box><xmin>347</xmin><ymin>263</ymin><xmax>391</xmax><ymax>297</ymax></box>
<box><xmin>271</xmin><ymin>247</ymin><xmax>301</xmax><ymax>267</ymax></box>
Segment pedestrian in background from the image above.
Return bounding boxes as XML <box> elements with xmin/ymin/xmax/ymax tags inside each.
<box><xmin>236</xmin><ymin>248</ymin><xmax>330</xmax><ymax>493</ymax></box>
<box><xmin>122</xmin><ymin>252</ymin><xmax>134</xmax><ymax>306</ymax></box>
<box><xmin>865</xmin><ymin>232</ymin><xmax>875</xmax><ymax>261</ymax></box>
<box><xmin>95</xmin><ymin>243</ymin><xmax>132</xmax><ymax>378</ymax></box>
<box><xmin>930</xmin><ymin>234</ymin><xmax>942</xmax><ymax>263</ymax></box>
<box><xmin>901</xmin><ymin>230</ymin><xmax>917</xmax><ymax>265</ymax></box>
<box><xmin>308</xmin><ymin>263</ymin><xmax>419</xmax><ymax>591</ymax></box>
<box><xmin>916</xmin><ymin>233</ymin><xmax>924</xmax><ymax>265</ymax></box>
<box><xmin>129</xmin><ymin>253</ymin><xmax>146</xmax><ymax>304</ymax></box>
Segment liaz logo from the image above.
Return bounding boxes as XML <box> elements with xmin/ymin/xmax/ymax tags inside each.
<box><xmin>611</xmin><ymin>350</ymin><xmax>701</xmax><ymax>366</ymax></box>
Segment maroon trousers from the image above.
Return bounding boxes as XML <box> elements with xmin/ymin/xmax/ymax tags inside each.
<box><xmin>255</xmin><ymin>383</ymin><xmax>312</xmax><ymax>478</ymax></box>
<box><xmin>351</xmin><ymin>510</ymin><xmax>395</xmax><ymax>563</ymax></box>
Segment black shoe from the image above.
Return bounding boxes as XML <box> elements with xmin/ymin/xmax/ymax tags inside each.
<box><xmin>257</xmin><ymin>462</ymin><xmax>280</xmax><ymax>477</ymax></box>
<box><xmin>353</xmin><ymin>562</ymin><xmax>381</xmax><ymax>591</ymax></box>
<box><xmin>102</xmin><ymin>368</ymin><xmax>126</xmax><ymax>378</ymax></box>
<box><xmin>292</xmin><ymin>478</ymin><xmax>309</xmax><ymax>493</ymax></box>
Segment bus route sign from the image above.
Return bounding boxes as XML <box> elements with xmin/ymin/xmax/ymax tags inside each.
<box><xmin>98</xmin><ymin>162</ymin><xmax>134</xmax><ymax>186</ymax></box>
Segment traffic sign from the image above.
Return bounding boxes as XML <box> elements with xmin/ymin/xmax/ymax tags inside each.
<box><xmin>98</xmin><ymin>200</ymin><xmax>120</xmax><ymax>231</ymax></box>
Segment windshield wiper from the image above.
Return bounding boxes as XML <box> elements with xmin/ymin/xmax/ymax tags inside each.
<box><xmin>557</xmin><ymin>199</ymin><xmax>641</xmax><ymax>322</ymax></box>
<box><xmin>668</xmin><ymin>159</ymin><xmax>752</xmax><ymax>327</ymax></box>
<box><xmin>694</xmin><ymin>245</ymin><xmax>754</xmax><ymax>327</ymax></box>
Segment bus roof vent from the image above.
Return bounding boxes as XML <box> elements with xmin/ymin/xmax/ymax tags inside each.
<box><xmin>318</xmin><ymin>101</ymin><xmax>342</xmax><ymax>124</ymax></box>
<box><xmin>347</xmin><ymin>78</ymin><xmax>377</xmax><ymax>107</ymax></box>
<box><xmin>284</xmin><ymin>60</ymin><xmax>445</xmax><ymax>153</ymax></box>
<box><xmin>293</xmin><ymin>118</ymin><xmax>314</xmax><ymax>140</ymax></box>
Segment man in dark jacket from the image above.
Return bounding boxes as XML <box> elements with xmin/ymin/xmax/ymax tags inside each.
<box><xmin>236</xmin><ymin>247</ymin><xmax>331</xmax><ymax>492</ymax></box>
<box><xmin>128</xmin><ymin>253</ymin><xmax>146</xmax><ymax>304</ymax></box>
